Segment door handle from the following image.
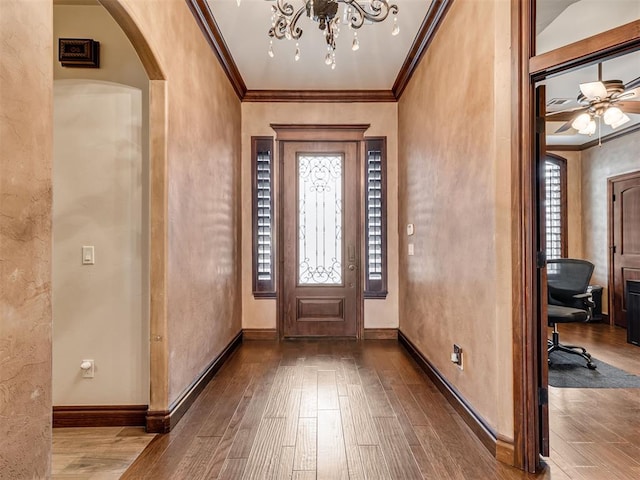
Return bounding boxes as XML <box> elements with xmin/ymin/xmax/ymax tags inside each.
<box><xmin>348</xmin><ymin>264</ymin><xmax>357</xmax><ymax>271</ymax></box>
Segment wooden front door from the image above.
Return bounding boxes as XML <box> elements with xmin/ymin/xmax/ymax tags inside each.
<box><xmin>610</xmin><ymin>171</ymin><xmax>640</xmax><ymax>328</ymax></box>
<box><xmin>281</xmin><ymin>141</ymin><xmax>360</xmax><ymax>337</ymax></box>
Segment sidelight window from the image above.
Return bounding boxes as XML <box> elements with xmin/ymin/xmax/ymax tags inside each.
<box><xmin>544</xmin><ymin>156</ymin><xmax>567</xmax><ymax>260</ymax></box>
<box><xmin>252</xmin><ymin>137</ymin><xmax>275</xmax><ymax>297</ymax></box>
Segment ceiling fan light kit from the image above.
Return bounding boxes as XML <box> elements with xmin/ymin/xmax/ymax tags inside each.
<box><xmin>254</xmin><ymin>0</ymin><xmax>399</xmax><ymax>69</ymax></box>
<box><xmin>548</xmin><ymin>63</ymin><xmax>640</xmax><ymax>142</ymax></box>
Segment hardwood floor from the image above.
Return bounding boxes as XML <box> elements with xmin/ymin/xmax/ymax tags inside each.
<box><xmin>120</xmin><ymin>339</ymin><xmax>543</xmax><ymax>480</ymax></box>
<box><xmin>547</xmin><ymin>322</ymin><xmax>640</xmax><ymax>480</ymax></box>
<box><xmin>52</xmin><ymin>426</ymin><xmax>155</xmax><ymax>479</ymax></box>
<box><xmin>52</xmin><ymin>328</ymin><xmax>639</xmax><ymax>479</ymax></box>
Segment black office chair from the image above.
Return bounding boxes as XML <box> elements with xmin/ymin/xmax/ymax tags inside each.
<box><xmin>547</xmin><ymin>258</ymin><xmax>597</xmax><ymax>370</ymax></box>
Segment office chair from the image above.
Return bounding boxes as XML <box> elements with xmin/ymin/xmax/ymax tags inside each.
<box><xmin>547</xmin><ymin>258</ymin><xmax>597</xmax><ymax>370</ymax></box>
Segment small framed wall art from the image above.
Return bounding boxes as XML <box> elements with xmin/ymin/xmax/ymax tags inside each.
<box><xmin>58</xmin><ymin>38</ymin><xmax>100</xmax><ymax>68</ymax></box>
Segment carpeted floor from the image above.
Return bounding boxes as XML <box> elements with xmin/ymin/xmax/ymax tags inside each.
<box><xmin>549</xmin><ymin>349</ymin><xmax>640</xmax><ymax>388</ymax></box>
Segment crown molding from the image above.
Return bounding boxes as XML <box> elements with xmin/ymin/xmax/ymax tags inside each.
<box><xmin>243</xmin><ymin>89</ymin><xmax>396</xmax><ymax>103</ymax></box>
<box><xmin>187</xmin><ymin>0</ymin><xmax>454</xmax><ymax>103</ymax></box>
<box><xmin>186</xmin><ymin>0</ymin><xmax>246</xmax><ymax>99</ymax></box>
<box><xmin>548</xmin><ymin>122</ymin><xmax>640</xmax><ymax>151</ymax></box>
<box><xmin>392</xmin><ymin>0</ymin><xmax>454</xmax><ymax>99</ymax></box>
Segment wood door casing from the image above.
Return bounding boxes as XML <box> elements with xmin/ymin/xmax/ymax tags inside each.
<box><xmin>610</xmin><ymin>171</ymin><xmax>640</xmax><ymax>328</ymax></box>
<box><xmin>281</xmin><ymin>141</ymin><xmax>361</xmax><ymax>338</ymax></box>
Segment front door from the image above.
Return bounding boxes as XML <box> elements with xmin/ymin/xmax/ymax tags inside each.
<box><xmin>281</xmin><ymin>141</ymin><xmax>360</xmax><ymax>337</ymax></box>
<box><xmin>610</xmin><ymin>171</ymin><xmax>640</xmax><ymax>328</ymax></box>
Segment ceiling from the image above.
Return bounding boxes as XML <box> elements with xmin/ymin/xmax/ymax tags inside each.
<box><xmin>207</xmin><ymin>0</ymin><xmax>432</xmax><ymax>90</ymax></box>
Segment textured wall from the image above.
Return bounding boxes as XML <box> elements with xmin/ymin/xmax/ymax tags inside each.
<box><xmin>398</xmin><ymin>0</ymin><xmax>514</xmax><ymax>438</ymax></box>
<box><xmin>53</xmin><ymin>4</ymin><xmax>150</xmax><ymax>406</ymax></box>
<box><xmin>241</xmin><ymin>102</ymin><xmax>399</xmax><ymax>330</ymax></box>
<box><xmin>0</xmin><ymin>1</ymin><xmax>53</xmax><ymax>478</ymax></box>
<box><xmin>114</xmin><ymin>0</ymin><xmax>243</xmax><ymax>406</ymax></box>
<box><xmin>581</xmin><ymin>131</ymin><xmax>640</xmax><ymax>314</ymax></box>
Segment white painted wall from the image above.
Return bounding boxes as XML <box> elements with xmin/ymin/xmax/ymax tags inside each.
<box><xmin>53</xmin><ymin>4</ymin><xmax>149</xmax><ymax>405</ymax></box>
<box><xmin>537</xmin><ymin>0</ymin><xmax>640</xmax><ymax>54</ymax></box>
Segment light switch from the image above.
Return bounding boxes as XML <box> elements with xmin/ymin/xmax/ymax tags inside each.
<box><xmin>407</xmin><ymin>223</ymin><xmax>414</xmax><ymax>236</ymax></box>
<box><xmin>82</xmin><ymin>246</ymin><xmax>95</xmax><ymax>265</ymax></box>
<box><xmin>408</xmin><ymin>243</ymin><xmax>414</xmax><ymax>256</ymax></box>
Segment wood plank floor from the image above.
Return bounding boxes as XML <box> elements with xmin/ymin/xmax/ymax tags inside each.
<box><xmin>52</xmin><ymin>426</ymin><xmax>156</xmax><ymax>479</ymax></box>
<box><xmin>120</xmin><ymin>339</ymin><xmax>545</xmax><ymax>480</ymax></box>
<box><xmin>547</xmin><ymin>322</ymin><xmax>640</xmax><ymax>480</ymax></box>
<box><xmin>52</xmin><ymin>327</ymin><xmax>640</xmax><ymax>479</ymax></box>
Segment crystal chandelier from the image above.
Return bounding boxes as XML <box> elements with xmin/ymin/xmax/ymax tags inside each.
<box><xmin>263</xmin><ymin>0</ymin><xmax>399</xmax><ymax>69</ymax></box>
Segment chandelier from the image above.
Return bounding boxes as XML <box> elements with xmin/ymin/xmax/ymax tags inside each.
<box><xmin>257</xmin><ymin>0</ymin><xmax>399</xmax><ymax>69</ymax></box>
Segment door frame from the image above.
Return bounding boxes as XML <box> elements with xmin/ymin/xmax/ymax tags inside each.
<box><xmin>608</xmin><ymin>170</ymin><xmax>640</xmax><ymax>327</ymax></box>
<box><xmin>514</xmin><ymin>1</ymin><xmax>640</xmax><ymax>471</ymax></box>
<box><xmin>271</xmin><ymin>124</ymin><xmax>370</xmax><ymax>340</ymax></box>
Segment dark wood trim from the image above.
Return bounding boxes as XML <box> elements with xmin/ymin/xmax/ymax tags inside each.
<box><xmin>53</xmin><ymin>405</ymin><xmax>147</xmax><ymax>428</ymax></box>
<box><xmin>185</xmin><ymin>0</ymin><xmax>246</xmax><ymax>99</ymax></box>
<box><xmin>243</xmin><ymin>90</ymin><xmax>396</xmax><ymax>103</ymax></box>
<box><xmin>496</xmin><ymin>436</ymin><xmax>516</xmax><ymax>466</ymax></box>
<box><xmin>530</xmin><ymin>20</ymin><xmax>640</xmax><ymax>79</ymax></box>
<box><xmin>270</xmin><ymin>124</ymin><xmax>370</xmax><ymax>142</ymax></box>
<box><xmin>363</xmin><ymin>328</ymin><xmax>397</xmax><ymax>340</ymax></box>
<box><xmin>545</xmin><ymin>154</ymin><xmax>568</xmax><ymax>259</ymax></box>
<box><xmin>243</xmin><ymin>328</ymin><xmax>278</xmax><ymax>340</ymax></box>
<box><xmin>547</xmin><ymin>123</ymin><xmax>640</xmax><ymax>152</ymax></box>
<box><xmin>146</xmin><ymin>331</ymin><xmax>242</xmax><ymax>433</ymax></box>
<box><xmin>392</xmin><ymin>0</ymin><xmax>454</xmax><ymax>99</ymax></box>
<box><xmin>512</xmin><ymin>0</ymin><xmax>538</xmax><ymax>472</ymax></box>
<box><xmin>398</xmin><ymin>331</ymin><xmax>497</xmax><ymax>456</ymax></box>
<box><xmin>252</xmin><ymin>136</ymin><xmax>276</xmax><ymax>298</ymax></box>
<box><xmin>364</xmin><ymin>137</ymin><xmax>388</xmax><ymax>299</ymax></box>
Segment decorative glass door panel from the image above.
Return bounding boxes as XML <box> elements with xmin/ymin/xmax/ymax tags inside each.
<box><xmin>282</xmin><ymin>141</ymin><xmax>359</xmax><ymax>338</ymax></box>
<box><xmin>298</xmin><ymin>154</ymin><xmax>343</xmax><ymax>286</ymax></box>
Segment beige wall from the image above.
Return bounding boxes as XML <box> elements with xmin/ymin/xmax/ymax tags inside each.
<box><xmin>241</xmin><ymin>102</ymin><xmax>399</xmax><ymax>330</ymax></box>
<box><xmin>581</xmin><ymin>131</ymin><xmax>640</xmax><ymax>314</ymax></box>
<box><xmin>111</xmin><ymin>0</ymin><xmax>243</xmax><ymax>406</ymax></box>
<box><xmin>52</xmin><ymin>4</ymin><xmax>150</xmax><ymax>406</ymax></box>
<box><xmin>0</xmin><ymin>0</ymin><xmax>53</xmax><ymax>477</ymax></box>
<box><xmin>397</xmin><ymin>0</ymin><xmax>514</xmax><ymax>440</ymax></box>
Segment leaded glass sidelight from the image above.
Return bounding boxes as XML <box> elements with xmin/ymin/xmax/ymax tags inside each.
<box><xmin>297</xmin><ymin>154</ymin><xmax>343</xmax><ymax>285</ymax></box>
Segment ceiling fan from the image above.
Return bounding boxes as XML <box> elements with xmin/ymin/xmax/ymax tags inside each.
<box><xmin>546</xmin><ymin>63</ymin><xmax>640</xmax><ymax>135</ymax></box>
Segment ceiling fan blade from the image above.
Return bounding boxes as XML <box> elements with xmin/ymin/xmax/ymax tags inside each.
<box><xmin>615</xmin><ymin>86</ymin><xmax>640</xmax><ymax>101</ymax></box>
<box><xmin>546</xmin><ymin>111</ymin><xmax>582</xmax><ymax>121</ymax></box>
<box><xmin>625</xmin><ymin>75</ymin><xmax>640</xmax><ymax>90</ymax></box>
<box><xmin>580</xmin><ymin>81</ymin><xmax>607</xmax><ymax>99</ymax></box>
<box><xmin>617</xmin><ymin>101</ymin><xmax>640</xmax><ymax>114</ymax></box>
<box><xmin>554</xmin><ymin>121</ymin><xmax>574</xmax><ymax>134</ymax></box>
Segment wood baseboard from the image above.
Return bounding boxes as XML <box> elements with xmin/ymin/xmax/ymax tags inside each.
<box><xmin>363</xmin><ymin>328</ymin><xmax>398</xmax><ymax>340</ymax></box>
<box><xmin>243</xmin><ymin>328</ymin><xmax>278</xmax><ymax>340</ymax></box>
<box><xmin>53</xmin><ymin>405</ymin><xmax>147</xmax><ymax>428</ymax></box>
<box><xmin>496</xmin><ymin>435</ymin><xmax>516</xmax><ymax>466</ymax></box>
<box><xmin>146</xmin><ymin>331</ymin><xmax>242</xmax><ymax>433</ymax></box>
<box><xmin>398</xmin><ymin>330</ymin><xmax>498</xmax><ymax>456</ymax></box>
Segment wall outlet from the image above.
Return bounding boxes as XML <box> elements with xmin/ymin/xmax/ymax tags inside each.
<box><xmin>451</xmin><ymin>344</ymin><xmax>463</xmax><ymax>370</ymax></box>
<box><xmin>80</xmin><ymin>359</ymin><xmax>95</xmax><ymax>378</ymax></box>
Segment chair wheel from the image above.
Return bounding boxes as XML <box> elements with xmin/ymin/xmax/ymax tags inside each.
<box><xmin>587</xmin><ymin>362</ymin><xmax>597</xmax><ymax>370</ymax></box>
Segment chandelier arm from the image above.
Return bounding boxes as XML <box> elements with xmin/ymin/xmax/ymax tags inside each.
<box><xmin>342</xmin><ymin>0</ymin><xmax>398</xmax><ymax>29</ymax></box>
<box><xmin>269</xmin><ymin>1</ymin><xmax>306</xmax><ymax>40</ymax></box>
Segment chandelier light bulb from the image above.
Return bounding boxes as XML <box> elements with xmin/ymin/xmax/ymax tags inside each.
<box><xmin>603</xmin><ymin>106</ymin><xmax>624</xmax><ymax>126</ymax></box>
<box><xmin>236</xmin><ymin>0</ymin><xmax>241</xmax><ymax>6</ymax></box>
<box><xmin>571</xmin><ymin>112</ymin><xmax>591</xmax><ymax>132</ymax></box>
<box><xmin>578</xmin><ymin>119</ymin><xmax>597</xmax><ymax>135</ymax></box>
<box><xmin>352</xmin><ymin>33</ymin><xmax>360</xmax><ymax>51</ymax></box>
<box><xmin>268</xmin><ymin>41</ymin><xmax>274</xmax><ymax>58</ymax></box>
<box><xmin>392</xmin><ymin>17</ymin><xmax>399</xmax><ymax>36</ymax></box>
<box><xmin>294</xmin><ymin>43</ymin><xmax>301</xmax><ymax>61</ymax></box>
<box><xmin>325</xmin><ymin>52</ymin><xmax>333</xmax><ymax>65</ymax></box>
